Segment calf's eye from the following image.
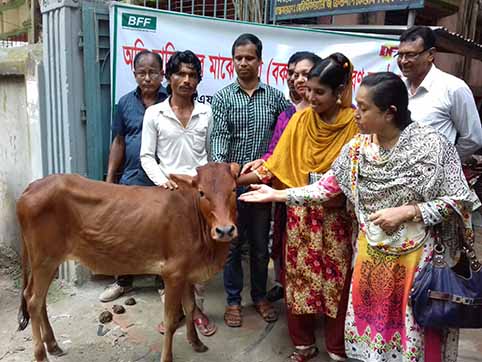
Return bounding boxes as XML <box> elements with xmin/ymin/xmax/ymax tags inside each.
<box><xmin>199</xmin><ymin>191</ymin><xmax>205</xmax><ymax>197</ymax></box>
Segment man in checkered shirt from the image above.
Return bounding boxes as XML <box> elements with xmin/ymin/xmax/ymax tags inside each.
<box><xmin>210</xmin><ymin>33</ymin><xmax>290</xmax><ymax>328</ymax></box>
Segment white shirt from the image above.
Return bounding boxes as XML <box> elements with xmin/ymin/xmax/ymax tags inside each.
<box><xmin>140</xmin><ymin>99</ymin><xmax>211</xmax><ymax>185</ymax></box>
<box><xmin>404</xmin><ymin>65</ymin><xmax>482</xmax><ymax>161</ymax></box>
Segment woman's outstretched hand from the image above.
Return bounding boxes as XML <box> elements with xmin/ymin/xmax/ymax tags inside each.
<box><xmin>238</xmin><ymin>184</ymin><xmax>288</xmax><ymax>203</ymax></box>
<box><xmin>241</xmin><ymin>159</ymin><xmax>264</xmax><ymax>174</ymax></box>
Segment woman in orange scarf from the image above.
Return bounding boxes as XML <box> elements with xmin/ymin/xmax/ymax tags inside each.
<box><xmin>238</xmin><ymin>53</ymin><xmax>358</xmax><ymax>362</ymax></box>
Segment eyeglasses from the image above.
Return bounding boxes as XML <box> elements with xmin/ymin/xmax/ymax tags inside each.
<box><xmin>134</xmin><ymin>71</ymin><xmax>162</xmax><ymax>79</ymax></box>
<box><xmin>394</xmin><ymin>48</ymin><xmax>432</xmax><ymax>61</ymax></box>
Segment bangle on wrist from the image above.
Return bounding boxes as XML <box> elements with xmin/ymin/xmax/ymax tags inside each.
<box><xmin>411</xmin><ymin>204</ymin><xmax>422</xmax><ymax>222</ymax></box>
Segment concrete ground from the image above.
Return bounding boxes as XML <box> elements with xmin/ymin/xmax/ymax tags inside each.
<box><xmin>0</xmin><ymin>247</ymin><xmax>481</xmax><ymax>362</ymax></box>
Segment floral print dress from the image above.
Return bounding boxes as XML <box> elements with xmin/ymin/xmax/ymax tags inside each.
<box><xmin>257</xmin><ymin>166</ymin><xmax>353</xmax><ymax>318</ymax></box>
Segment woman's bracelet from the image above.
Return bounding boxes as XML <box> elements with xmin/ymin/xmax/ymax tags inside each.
<box><xmin>411</xmin><ymin>204</ymin><xmax>422</xmax><ymax>223</ymax></box>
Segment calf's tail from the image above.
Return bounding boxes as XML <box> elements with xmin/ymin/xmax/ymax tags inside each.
<box><xmin>17</xmin><ymin>236</ymin><xmax>30</xmax><ymax>331</ymax></box>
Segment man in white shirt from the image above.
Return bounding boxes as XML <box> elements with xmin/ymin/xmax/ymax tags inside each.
<box><xmin>140</xmin><ymin>50</ymin><xmax>216</xmax><ymax>337</ymax></box>
<box><xmin>397</xmin><ymin>26</ymin><xmax>482</xmax><ymax>161</ymax></box>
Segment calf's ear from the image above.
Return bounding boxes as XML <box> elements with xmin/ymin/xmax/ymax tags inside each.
<box><xmin>230</xmin><ymin>163</ymin><xmax>240</xmax><ymax>179</ymax></box>
<box><xmin>170</xmin><ymin>174</ymin><xmax>194</xmax><ymax>186</ymax></box>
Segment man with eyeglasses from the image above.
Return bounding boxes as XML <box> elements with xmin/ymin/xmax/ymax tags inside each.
<box><xmin>99</xmin><ymin>50</ymin><xmax>167</xmax><ymax>302</ymax></box>
<box><xmin>397</xmin><ymin>26</ymin><xmax>482</xmax><ymax>161</ymax></box>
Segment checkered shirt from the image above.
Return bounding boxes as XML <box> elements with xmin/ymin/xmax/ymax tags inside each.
<box><xmin>210</xmin><ymin>81</ymin><xmax>290</xmax><ymax>166</ymax></box>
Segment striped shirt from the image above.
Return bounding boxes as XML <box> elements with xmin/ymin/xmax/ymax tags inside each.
<box><xmin>210</xmin><ymin>81</ymin><xmax>290</xmax><ymax>166</ymax></box>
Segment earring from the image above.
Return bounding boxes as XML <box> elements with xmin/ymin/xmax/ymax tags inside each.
<box><xmin>336</xmin><ymin>97</ymin><xmax>342</xmax><ymax>105</ymax></box>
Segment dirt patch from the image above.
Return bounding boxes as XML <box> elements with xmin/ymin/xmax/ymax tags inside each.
<box><xmin>0</xmin><ymin>246</ymin><xmax>21</xmax><ymax>290</ymax></box>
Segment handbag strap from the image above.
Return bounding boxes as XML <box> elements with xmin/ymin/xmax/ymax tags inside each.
<box><xmin>429</xmin><ymin>291</ymin><xmax>482</xmax><ymax>305</ymax></box>
<box><xmin>433</xmin><ymin>224</ymin><xmax>481</xmax><ymax>272</ymax></box>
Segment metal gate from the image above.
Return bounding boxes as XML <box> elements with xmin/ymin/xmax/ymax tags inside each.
<box><xmin>126</xmin><ymin>0</ymin><xmax>271</xmax><ymax>24</ymax></box>
<box><xmin>81</xmin><ymin>2</ymin><xmax>111</xmax><ymax>181</ymax></box>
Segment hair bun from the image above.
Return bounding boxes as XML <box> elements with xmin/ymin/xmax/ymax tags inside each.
<box><xmin>329</xmin><ymin>52</ymin><xmax>351</xmax><ymax>72</ymax></box>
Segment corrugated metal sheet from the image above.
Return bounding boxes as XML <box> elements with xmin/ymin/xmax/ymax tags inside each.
<box><xmin>41</xmin><ymin>0</ymin><xmax>90</xmax><ymax>284</ymax></box>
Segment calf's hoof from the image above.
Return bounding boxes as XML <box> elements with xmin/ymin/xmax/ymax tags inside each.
<box><xmin>47</xmin><ymin>344</ymin><xmax>66</xmax><ymax>356</ymax></box>
<box><xmin>34</xmin><ymin>351</ymin><xmax>48</xmax><ymax>362</ymax></box>
<box><xmin>35</xmin><ymin>356</ymin><xmax>49</xmax><ymax>362</ymax></box>
<box><xmin>190</xmin><ymin>340</ymin><xmax>208</xmax><ymax>353</ymax></box>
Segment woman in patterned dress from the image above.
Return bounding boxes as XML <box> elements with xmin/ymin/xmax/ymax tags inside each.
<box><xmin>240</xmin><ymin>72</ymin><xmax>479</xmax><ymax>362</ymax></box>
<box><xmin>243</xmin><ymin>52</ymin><xmax>323</xmax><ymax>304</ymax></box>
<box><xmin>238</xmin><ymin>53</ymin><xmax>358</xmax><ymax>362</ymax></box>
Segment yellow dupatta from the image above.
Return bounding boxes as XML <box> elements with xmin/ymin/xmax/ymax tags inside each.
<box><xmin>264</xmin><ymin>106</ymin><xmax>358</xmax><ymax>188</ymax></box>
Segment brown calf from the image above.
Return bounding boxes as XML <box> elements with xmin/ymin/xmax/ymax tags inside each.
<box><xmin>16</xmin><ymin>163</ymin><xmax>239</xmax><ymax>362</ymax></box>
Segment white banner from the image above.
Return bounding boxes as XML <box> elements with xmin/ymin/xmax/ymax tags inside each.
<box><xmin>110</xmin><ymin>3</ymin><xmax>400</xmax><ymax>106</ymax></box>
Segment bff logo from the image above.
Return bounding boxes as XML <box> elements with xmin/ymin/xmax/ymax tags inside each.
<box><xmin>122</xmin><ymin>13</ymin><xmax>157</xmax><ymax>32</ymax></box>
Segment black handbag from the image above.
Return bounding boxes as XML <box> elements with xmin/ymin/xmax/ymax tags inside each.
<box><xmin>410</xmin><ymin>226</ymin><xmax>482</xmax><ymax>329</ymax></box>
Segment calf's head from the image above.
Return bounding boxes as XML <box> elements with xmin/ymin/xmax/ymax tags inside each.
<box><xmin>172</xmin><ymin>163</ymin><xmax>239</xmax><ymax>241</ymax></box>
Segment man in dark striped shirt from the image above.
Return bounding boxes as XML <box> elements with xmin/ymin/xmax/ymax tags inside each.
<box><xmin>210</xmin><ymin>33</ymin><xmax>290</xmax><ymax>328</ymax></box>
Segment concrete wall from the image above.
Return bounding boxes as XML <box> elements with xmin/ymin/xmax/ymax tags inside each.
<box><xmin>0</xmin><ymin>76</ymin><xmax>28</xmax><ymax>254</ymax></box>
<box><xmin>0</xmin><ymin>44</ymin><xmax>44</xmax><ymax>254</ymax></box>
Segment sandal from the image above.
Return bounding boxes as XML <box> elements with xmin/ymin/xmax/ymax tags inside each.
<box><xmin>224</xmin><ymin>305</ymin><xmax>242</xmax><ymax>328</ymax></box>
<box><xmin>157</xmin><ymin>314</ymin><xmax>186</xmax><ymax>334</ymax></box>
<box><xmin>254</xmin><ymin>300</ymin><xmax>278</xmax><ymax>323</ymax></box>
<box><xmin>327</xmin><ymin>352</ymin><xmax>347</xmax><ymax>361</ymax></box>
<box><xmin>267</xmin><ymin>285</ymin><xmax>284</xmax><ymax>303</ymax></box>
<box><xmin>289</xmin><ymin>346</ymin><xmax>319</xmax><ymax>362</ymax></box>
<box><xmin>193</xmin><ymin>315</ymin><xmax>217</xmax><ymax>336</ymax></box>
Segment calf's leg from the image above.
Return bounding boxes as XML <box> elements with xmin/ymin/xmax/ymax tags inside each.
<box><xmin>41</xmin><ymin>302</ymin><xmax>64</xmax><ymax>355</ymax></box>
<box><xmin>160</xmin><ymin>279</ymin><xmax>186</xmax><ymax>362</ymax></box>
<box><xmin>27</xmin><ymin>267</ymin><xmax>56</xmax><ymax>362</ymax></box>
<box><xmin>40</xmin><ymin>267</ymin><xmax>64</xmax><ymax>356</ymax></box>
<box><xmin>182</xmin><ymin>284</ymin><xmax>207</xmax><ymax>352</ymax></box>
<box><xmin>23</xmin><ymin>275</ymin><xmax>47</xmax><ymax>362</ymax></box>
